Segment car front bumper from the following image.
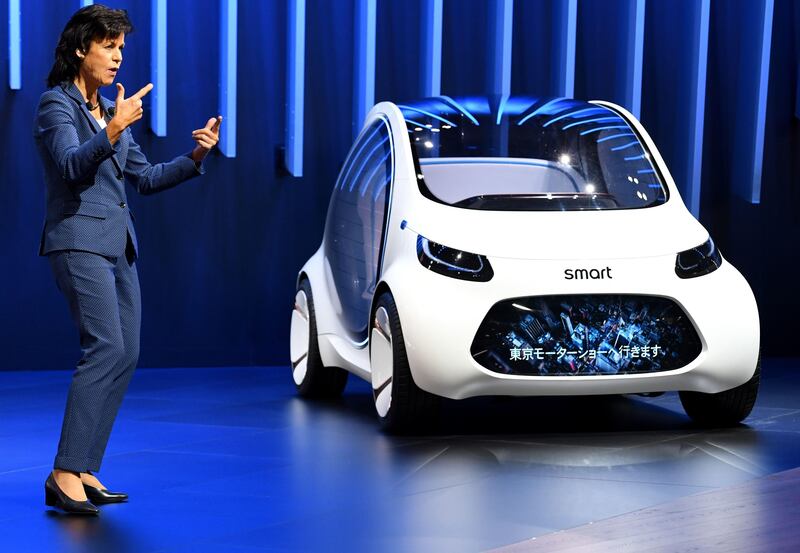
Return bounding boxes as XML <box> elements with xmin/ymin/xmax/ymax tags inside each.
<box><xmin>385</xmin><ymin>253</ymin><xmax>760</xmax><ymax>400</ymax></box>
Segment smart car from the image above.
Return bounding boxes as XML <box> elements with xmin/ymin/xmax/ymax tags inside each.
<box><xmin>289</xmin><ymin>95</ymin><xmax>760</xmax><ymax>431</ymax></box>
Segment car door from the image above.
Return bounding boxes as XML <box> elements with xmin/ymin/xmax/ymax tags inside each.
<box><xmin>324</xmin><ymin>118</ymin><xmax>394</xmax><ymax>344</ymax></box>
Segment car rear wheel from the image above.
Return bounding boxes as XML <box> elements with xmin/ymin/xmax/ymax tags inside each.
<box><xmin>370</xmin><ymin>292</ymin><xmax>440</xmax><ymax>433</ymax></box>
<box><xmin>679</xmin><ymin>360</ymin><xmax>760</xmax><ymax>426</ymax></box>
<box><xmin>290</xmin><ymin>279</ymin><xmax>348</xmax><ymax>398</ymax></box>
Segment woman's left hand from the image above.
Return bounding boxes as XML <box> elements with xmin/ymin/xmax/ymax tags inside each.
<box><xmin>191</xmin><ymin>116</ymin><xmax>222</xmax><ymax>163</ymax></box>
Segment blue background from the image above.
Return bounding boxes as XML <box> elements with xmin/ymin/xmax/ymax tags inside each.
<box><xmin>0</xmin><ymin>0</ymin><xmax>798</xmax><ymax>371</ymax></box>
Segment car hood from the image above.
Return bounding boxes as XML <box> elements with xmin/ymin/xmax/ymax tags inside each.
<box><xmin>402</xmin><ymin>197</ymin><xmax>708</xmax><ymax>261</ymax></box>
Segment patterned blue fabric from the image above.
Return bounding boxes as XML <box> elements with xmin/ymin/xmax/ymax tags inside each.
<box><xmin>34</xmin><ymin>82</ymin><xmax>204</xmax><ymax>259</ymax></box>
<box><xmin>48</xmin><ymin>250</ymin><xmax>141</xmax><ymax>473</ymax></box>
<box><xmin>34</xmin><ymin>82</ymin><xmax>206</xmax><ymax>473</ymax></box>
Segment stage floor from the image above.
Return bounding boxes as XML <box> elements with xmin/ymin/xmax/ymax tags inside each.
<box><xmin>1</xmin><ymin>359</ymin><xmax>799</xmax><ymax>552</ymax></box>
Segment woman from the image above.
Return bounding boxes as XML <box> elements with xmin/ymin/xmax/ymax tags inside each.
<box><xmin>35</xmin><ymin>4</ymin><xmax>221</xmax><ymax>515</ymax></box>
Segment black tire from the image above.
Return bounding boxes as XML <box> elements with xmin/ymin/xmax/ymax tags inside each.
<box><xmin>679</xmin><ymin>360</ymin><xmax>760</xmax><ymax>426</ymax></box>
<box><xmin>294</xmin><ymin>279</ymin><xmax>348</xmax><ymax>398</ymax></box>
<box><xmin>372</xmin><ymin>292</ymin><xmax>441</xmax><ymax>433</ymax></box>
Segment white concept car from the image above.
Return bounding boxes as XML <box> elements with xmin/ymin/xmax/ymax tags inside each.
<box><xmin>290</xmin><ymin>96</ymin><xmax>760</xmax><ymax>431</ymax></box>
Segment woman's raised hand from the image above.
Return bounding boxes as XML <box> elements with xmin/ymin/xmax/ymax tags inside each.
<box><xmin>106</xmin><ymin>82</ymin><xmax>153</xmax><ymax>144</ymax></box>
<box><xmin>190</xmin><ymin>116</ymin><xmax>222</xmax><ymax>163</ymax></box>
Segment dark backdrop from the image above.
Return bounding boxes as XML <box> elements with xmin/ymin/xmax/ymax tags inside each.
<box><xmin>1</xmin><ymin>0</ymin><xmax>798</xmax><ymax>370</ymax></box>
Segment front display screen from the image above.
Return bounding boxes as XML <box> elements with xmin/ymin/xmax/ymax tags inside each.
<box><xmin>471</xmin><ymin>295</ymin><xmax>702</xmax><ymax>376</ymax></box>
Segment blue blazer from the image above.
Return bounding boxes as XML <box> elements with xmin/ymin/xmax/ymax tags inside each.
<box><xmin>34</xmin><ymin>82</ymin><xmax>204</xmax><ymax>258</ymax></box>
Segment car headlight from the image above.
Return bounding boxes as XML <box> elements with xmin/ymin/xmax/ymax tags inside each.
<box><xmin>675</xmin><ymin>238</ymin><xmax>722</xmax><ymax>278</ymax></box>
<box><xmin>416</xmin><ymin>235</ymin><xmax>494</xmax><ymax>282</ymax></box>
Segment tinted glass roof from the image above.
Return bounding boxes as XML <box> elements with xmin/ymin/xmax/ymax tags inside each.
<box><xmin>397</xmin><ymin>96</ymin><xmax>622</xmax><ymax>130</ymax></box>
<box><xmin>396</xmin><ymin>96</ymin><xmax>669</xmax><ymax>211</ymax></box>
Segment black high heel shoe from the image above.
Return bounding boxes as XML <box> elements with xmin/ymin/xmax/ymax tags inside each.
<box><xmin>82</xmin><ymin>483</ymin><xmax>128</xmax><ymax>504</ymax></box>
<box><xmin>45</xmin><ymin>473</ymin><xmax>99</xmax><ymax>515</ymax></box>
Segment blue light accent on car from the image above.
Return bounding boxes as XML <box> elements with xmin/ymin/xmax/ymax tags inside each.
<box><xmin>416</xmin><ymin>235</ymin><xmax>493</xmax><ymax>282</ymax></box>
<box><xmin>516</xmin><ymin>97</ymin><xmax>566</xmax><ymax>126</ymax></box>
<box><xmin>404</xmin><ymin>118</ymin><xmax>430</xmax><ymax>128</ymax></box>
<box><xmin>459</xmin><ymin>96</ymin><xmax>492</xmax><ymax>116</ymax></box>
<box><xmin>609</xmin><ymin>140</ymin><xmax>640</xmax><ymax>150</ymax></box>
<box><xmin>219</xmin><ymin>0</ymin><xmax>237</xmax><ymax>157</ymax></box>
<box><xmin>624</xmin><ymin>154</ymin><xmax>646</xmax><ymax>161</ymax></box>
<box><xmin>541</xmin><ymin>107</ymin><xmax>608</xmax><ymax>128</ymax></box>
<box><xmin>646</xmin><ymin>184</ymin><xmax>662</xmax><ymax>188</ymax></box>
<box><xmin>397</xmin><ymin>105</ymin><xmax>457</xmax><ymax>127</ymax></box>
<box><xmin>597</xmin><ymin>133</ymin><xmax>635</xmax><ymax>143</ymax></box>
<box><xmin>371</xmin><ymin>176</ymin><xmax>391</xmax><ymax>201</ymax></box>
<box><xmin>338</xmin><ymin>124</ymin><xmax>384</xmax><ymax>189</ymax></box>
<box><xmin>8</xmin><ymin>0</ymin><xmax>20</xmax><ymax>90</ymax></box>
<box><xmin>436</xmin><ymin>95</ymin><xmax>480</xmax><ymax>125</ymax></box>
<box><xmin>505</xmin><ymin>97</ymin><xmax>540</xmax><ymax>117</ymax></box>
<box><xmin>348</xmin><ymin>136</ymin><xmax>390</xmax><ymax>192</ymax></box>
<box><xmin>495</xmin><ymin>94</ymin><xmax>509</xmax><ymax>125</ymax></box>
<box><xmin>286</xmin><ymin>0</ymin><xmax>306</xmax><ymax>176</ymax></box>
<box><xmin>359</xmin><ymin>150</ymin><xmax>392</xmax><ymax>196</ymax></box>
<box><xmin>579</xmin><ymin>125</ymin><xmax>630</xmax><ymax>136</ymax></box>
<box><xmin>637</xmin><ymin>169</ymin><xmax>655</xmax><ymax>174</ymax></box>
<box><xmin>150</xmin><ymin>0</ymin><xmax>167</xmax><ymax>137</ymax></box>
<box><xmin>561</xmin><ymin>116</ymin><xmax>623</xmax><ymax>130</ymax></box>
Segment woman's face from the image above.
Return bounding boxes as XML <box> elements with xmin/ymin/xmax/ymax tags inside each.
<box><xmin>77</xmin><ymin>33</ymin><xmax>124</xmax><ymax>88</ymax></box>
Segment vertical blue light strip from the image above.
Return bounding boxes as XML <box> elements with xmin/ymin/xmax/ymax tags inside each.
<box><xmin>556</xmin><ymin>0</ymin><xmax>577</xmax><ymax>97</ymax></box>
<box><xmin>490</xmin><ymin>0</ymin><xmax>514</xmax><ymax>96</ymax></box>
<box><xmin>219</xmin><ymin>0</ymin><xmax>237</xmax><ymax>157</ymax></box>
<box><xmin>685</xmin><ymin>0</ymin><xmax>710</xmax><ymax>217</ymax></box>
<box><xmin>8</xmin><ymin>0</ymin><xmax>20</xmax><ymax>90</ymax></box>
<box><xmin>626</xmin><ymin>0</ymin><xmax>646</xmax><ymax>118</ymax></box>
<box><xmin>422</xmin><ymin>0</ymin><xmax>442</xmax><ymax>97</ymax></box>
<box><xmin>286</xmin><ymin>0</ymin><xmax>305</xmax><ymax>177</ymax></box>
<box><xmin>150</xmin><ymin>0</ymin><xmax>167</xmax><ymax>137</ymax></box>
<box><xmin>749</xmin><ymin>0</ymin><xmax>774</xmax><ymax>204</ymax></box>
<box><xmin>353</xmin><ymin>0</ymin><xmax>376</xmax><ymax>138</ymax></box>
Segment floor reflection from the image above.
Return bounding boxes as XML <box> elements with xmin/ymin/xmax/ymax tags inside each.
<box><xmin>1</xmin><ymin>361</ymin><xmax>797</xmax><ymax>552</ymax></box>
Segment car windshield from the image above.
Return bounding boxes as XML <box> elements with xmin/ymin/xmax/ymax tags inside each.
<box><xmin>400</xmin><ymin>96</ymin><xmax>668</xmax><ymax>211</ymax></box>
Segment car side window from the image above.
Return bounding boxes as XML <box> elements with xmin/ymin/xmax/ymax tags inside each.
<box><xmin>324</xmin><ymin>119</ymin><xmax>393</xmax><ymax>343</ymax></box>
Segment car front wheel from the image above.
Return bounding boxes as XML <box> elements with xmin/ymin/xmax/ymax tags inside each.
<box><xmin>370</xmin><ymin>291</ymin><xmax>440</xmax><ymax>432</ymax></box>
<box><xmin>290</xmin><ymin>279</ymin><xmax>348</xmax><ymax>398</ymax></box>
<box><xmin>679</xmin><ymin>360</ymin><xmax>760</xmax><ymax>426</ymax></box>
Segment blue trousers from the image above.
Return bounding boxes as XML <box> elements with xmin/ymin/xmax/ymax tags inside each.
<box><xmin>48</xmin><ymin>246</ymin><xmax>140</xmax><ymax>473</ymax></box>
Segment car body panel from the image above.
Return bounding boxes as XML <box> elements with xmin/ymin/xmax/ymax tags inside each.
<box><xmin>292</xmin><ymin>96</ymin><xmax>760</xmax><ymax>401</ymax></box>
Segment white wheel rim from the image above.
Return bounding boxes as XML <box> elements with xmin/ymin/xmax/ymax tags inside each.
<box><xmin>290</xmin><ymin>290</ymin><xmax>310</xmax><ymax>385</ymax></box>
<box><xmin>371</xmin><ymin>306</ymin><xmax>393</xmax><ymax>418</ymax></box>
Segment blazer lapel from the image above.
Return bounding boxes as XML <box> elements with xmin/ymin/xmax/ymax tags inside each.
<box><xmin>98</xmin><ymin>95</ymin><xmax>124</xmax><ymax>178</ymax></box>
<box><xmin>64</xmin><ymin>82</ymin><xmax>124</xmax><ymax>179</ymax></box>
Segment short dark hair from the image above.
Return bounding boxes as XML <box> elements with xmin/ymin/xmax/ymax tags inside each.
<box><xmin>47</xmin><ymin>4</ymin><xmax>133</xmax><ymax>88</ymax></box>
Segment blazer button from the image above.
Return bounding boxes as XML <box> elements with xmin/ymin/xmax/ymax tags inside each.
<box><xmin>119</xmin><ymin>202</ymin><xmax>127</xmax><ymax>208</ymax></box>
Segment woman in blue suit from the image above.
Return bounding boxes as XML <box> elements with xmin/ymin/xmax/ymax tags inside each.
<box><xmin>35</xmin><ymin>4</ymin><xmax>221</xmax><ymax>515</ymax></box>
